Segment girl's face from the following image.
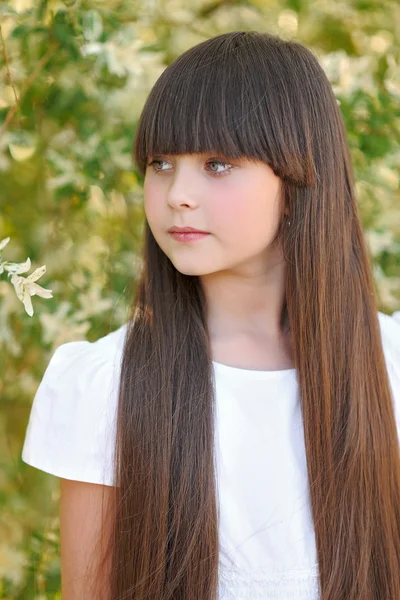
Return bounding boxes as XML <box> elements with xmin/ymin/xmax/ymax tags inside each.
<box><xmin>143</xmin><ymin>153</ymin><xmax>283</xmax><ymax>277</ymax></box>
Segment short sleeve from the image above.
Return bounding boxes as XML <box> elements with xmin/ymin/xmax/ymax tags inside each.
<box><xmin>21</xmin><ymin>328</ymin><xmax>125</xmax><ymax>486</ymax></box>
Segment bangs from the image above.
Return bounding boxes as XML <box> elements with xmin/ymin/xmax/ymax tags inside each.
<box><xmin>133</xmin><ymin>31</ymin><xmax>320</xmax><ymax>187</ymax></box>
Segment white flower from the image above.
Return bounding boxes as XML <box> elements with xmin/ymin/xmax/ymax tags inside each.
<box><xmin>9</xmin><ymin>266</ymin><xmax>53</xmax><ymax>317</ymax></box>
<box><xmin>0</xmin><ymin>237</ymin><xmax>53</xmax><ymax>316</ymax></box>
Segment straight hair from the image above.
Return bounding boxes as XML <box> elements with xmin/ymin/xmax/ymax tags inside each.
<box><xmin>91</xmin><ymin>30</ymin><xmax>400</xmax><ymax>599</ymax></box>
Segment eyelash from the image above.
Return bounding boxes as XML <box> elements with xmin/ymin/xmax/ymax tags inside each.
<box><xmin>146</xmin><ymin>158</ymin><xmax>234</xmax><ymax>177</ymax></box>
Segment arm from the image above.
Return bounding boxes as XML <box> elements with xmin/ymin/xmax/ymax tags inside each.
<box><xmin>59</xmin><ymin>478</ymin><xmax>115</xmax><ymax>600</ymax></box>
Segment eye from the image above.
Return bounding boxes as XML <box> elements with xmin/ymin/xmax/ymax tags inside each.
<box><xmin>146</xmin><ymin>157</ymin><xmax>234</xmax><ymax>177</ymax></box>
<box><xmin>147</xmin><ymin>158</ymin><xmax>170</xmax><ymax>172</ymax></box>
<box><xmin>206</xmin><ymin>159</ymin><xmax>233</xmax><ymax>176</ymax></box>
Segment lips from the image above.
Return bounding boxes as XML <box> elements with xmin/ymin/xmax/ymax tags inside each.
<box><xmin>168</xmin><ymin>226</ymin><xmax>209</xmax><ymax>233</ymax></box>
<box><xmin>169</xmin><ymin>231</ymin><xmax>209</xmax><ymax>242</ymax></box>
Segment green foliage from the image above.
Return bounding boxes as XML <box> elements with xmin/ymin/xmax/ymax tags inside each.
<box><xmin>0</xmin><ymin>0</ymin><xmax>399</xmax><ymax>596</ymax></box>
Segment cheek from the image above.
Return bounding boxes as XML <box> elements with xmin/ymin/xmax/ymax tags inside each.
<box><xmin>211</xmin><ymin>183</ymin><xmax>279</xmax><ymax>237</ymax></box>
<box><xmin>143</xmin><ymin>180</ymin><xmax>161</xmax><ymax>222</ymax></box>
<box><xmin>208</xmin><ymin>184</ymin><xmax>248</xmax><ymax>231</ymax></box>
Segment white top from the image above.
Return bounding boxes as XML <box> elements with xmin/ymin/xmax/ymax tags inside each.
<box><xmin>22</xmin><ymin>310</ymin><xmax>400</xmax><ymax>600</ymax></box>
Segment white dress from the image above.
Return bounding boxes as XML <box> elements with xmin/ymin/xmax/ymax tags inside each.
<box><xmin>22</xmin><ymin>311</ymin><xmax>400</xmax><ymax>599</ymax></box>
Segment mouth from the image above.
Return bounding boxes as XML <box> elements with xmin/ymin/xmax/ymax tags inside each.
<box><xmin>168</xmin><ymin>227</ymin><xmax>209</xmax><ymax>234</ymax></box>
<box><xmin>168</xmin><ymin>231</ymin><xmax>210</xmax><ymax>242</ymax></box>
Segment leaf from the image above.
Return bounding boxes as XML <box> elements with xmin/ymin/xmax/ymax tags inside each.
<box><xmin>9</xmin><ymin>145</ymin><xmax>36</xmax><ymax>161</ymax></box>
<box><xmin>0</xmin><ymin>5</ymin><xmax>18</xmax><ymax>16</ymax></box>
<box><xmin>0</xmin><ymin>237</ymin><xmax>10</xmax><ymax>252</ymax></box>
<box><xmin>82</xmin><ymin>9</ymin><xmax>103</xmax><ymax>42</ymax></box>
<box><xmin>52</xmin><ymin>9</ymin><xmax>80</xmax><ymax>59</ymax></box>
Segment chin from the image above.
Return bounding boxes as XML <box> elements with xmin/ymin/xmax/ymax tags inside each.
<box><xmin>174</xmin><ymin>266</ymin><xmax>208</xmax><ymax>277</ymax></box>
<box><xmin>169</xmin><ymin>260</ymin><xmax>213</xmax><ymax>278</ymax></box>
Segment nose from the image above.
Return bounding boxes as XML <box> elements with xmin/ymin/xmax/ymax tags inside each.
<box><xmin>167</xmin><ymin>164</ymin><xmax>199</xmax><ymax>210</ymax></box>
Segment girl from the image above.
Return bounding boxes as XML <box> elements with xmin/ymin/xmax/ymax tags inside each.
<box><xmin>22</xmin><ymin>30</ymin><xmax>400</xmax><ymax>600</ymax></box>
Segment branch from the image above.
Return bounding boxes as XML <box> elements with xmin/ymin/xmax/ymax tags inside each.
<box><xmin>0</xmin><ymin>41</ymin><xmax>59</xmax><ymax>142</ymax></box>
<box><xmin>0</xmin><ymin>23</ymin><xmax>20</xmax><ymax>126</ymax></box>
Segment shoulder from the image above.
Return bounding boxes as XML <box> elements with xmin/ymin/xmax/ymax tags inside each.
<box><xmin>39</xmin><ymin>322</ymin><xmax>128</xmax><ymax>421</ymax></box>
<box><xmin>377</xmin><ymin>310</ymin><xmax>400</xmax><ymax>425</ymax></box>
<box><xmin>377</xmin><ymin>310</ymin><xmax>400</xmax><ymax>375</ymax></box>
<box><xmin>48</xmin><ymin>322</ymin><xmax>128</xmax><ymax>388</ymax></box>
<box><xmin>22</xmin><ymin>322</ymin><xmax>129</xmax><ymax>486</ymax></box>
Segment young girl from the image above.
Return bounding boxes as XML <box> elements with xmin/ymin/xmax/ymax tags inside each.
<box><xmin>22</xmin><ymin>30</ymin><xmax>400</xmax><ymax>600</ymax></box>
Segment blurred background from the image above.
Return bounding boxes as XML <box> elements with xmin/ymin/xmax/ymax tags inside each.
<box><xmin>0</xmin><ymin>0</ymin><xmax>399</xmax><ymax>596</ymax></box>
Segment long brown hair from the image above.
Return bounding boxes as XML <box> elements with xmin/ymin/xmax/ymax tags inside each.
<box><xmin>91</xmin><ymin>31</ymin><xmax>400</xmax><ymax>599</ymax></box>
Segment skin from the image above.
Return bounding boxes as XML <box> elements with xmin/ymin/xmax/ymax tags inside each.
<box><xmin>144</xmin><ymin>152</ymin><xmax>294</xmax><ymax>370</ymax></box>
